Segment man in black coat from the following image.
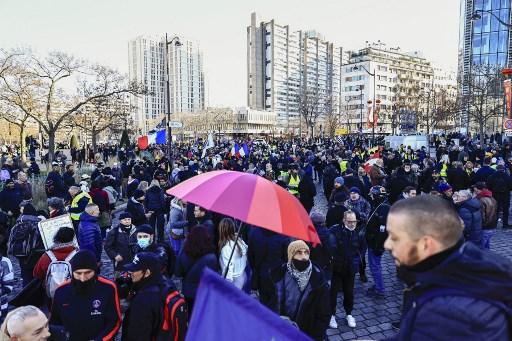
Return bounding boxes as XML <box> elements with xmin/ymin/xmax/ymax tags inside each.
<box><xmin>45</xmin><ymin>162</ymin><xmax>66</xmax><ymax>199</ymax></box>
<box><xmin>486</xmin><ymin>164</ymin><xmax>512</xmax><ymax>228</ymax></box>
<box><xmin>127</xmin><ymin>189</ymin><xmax>151</xmax><ymax>227</ymax></box>
<box><xmin>325</xmin><ymin>193</ymin><xmax>348</xmax><ymax>228</ymax></box>
<box><xmin>122</xmin><ymin>252</ymin><xmax>164</xmax><ymax>341</ymax></box>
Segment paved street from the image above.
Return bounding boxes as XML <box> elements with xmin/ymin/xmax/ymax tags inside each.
<box><xmin>7</xmin><ymin>183</ymin><xmax>512</xmax><ymax>341</ymax></box>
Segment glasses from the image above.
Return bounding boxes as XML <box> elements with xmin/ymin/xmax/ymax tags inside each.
<box><xmin>345</xmin><ymin>220</ymin><xmax>358</xmax><ymax>224</ymax></box>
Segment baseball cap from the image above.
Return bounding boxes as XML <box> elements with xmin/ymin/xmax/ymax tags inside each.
<box><xmin>123</xmin><ymin>252</ymin><xmax>160</xmax><ymax>272</ymax></box>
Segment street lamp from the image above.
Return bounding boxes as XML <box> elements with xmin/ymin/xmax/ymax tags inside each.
<box><xmin>354</xmin><ymin>64</ymin><xmax>376</xmax><ymax>144</ymax></box>
<box><xmin>356</xmin><ymin>87</ymin><xmax>363</xmax><ymax>133</ymax></box>
<box><xmin>165</xmin><ymin>34</ymin><xmax>182</xmax><ymax>169</ymax></box>
<box><xmin>472</xmin><ymin>10</ymin><xmax>512</xmax><ymax>28</ymax></box>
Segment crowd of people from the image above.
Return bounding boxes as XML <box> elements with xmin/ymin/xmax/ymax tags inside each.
<box><xmin>0</xmin><ymin>133</ymin><xmax>511</xmax><ymax>340</ymax></box>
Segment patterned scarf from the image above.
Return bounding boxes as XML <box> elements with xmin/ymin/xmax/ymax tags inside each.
<box><xmin>287</xmin><ymin>261</ymin><xmax>312</xmax><ymax>292</ymax></box>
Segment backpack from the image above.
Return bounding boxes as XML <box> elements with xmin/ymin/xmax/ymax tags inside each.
<box><xmin>8</xmin><ymin>218</ymin><xmax>43</xmax><ymax>258</ymax></box>
<box><xmin>45</xmin><ymin>179</ymin><xmax>55</xmax><ymax>195</ymax></box>
<box><xmin>45</xmin><ymin>249</ymin><xmax>77</xmax><ymax>298</ymax></box>
<box><xmin>0</xmin><ymin>169</ymin><xmax>10</xmax><ymax>182</ymax></box>
<box><xmin>157</xmin><ymin>288</ymin><xmax>188</xmax><ymax>341</ymax></box>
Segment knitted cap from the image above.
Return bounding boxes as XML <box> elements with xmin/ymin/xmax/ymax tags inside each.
<box><xmin>133</xmin><ymin>189</ymin><xmax>145</xmax><ymax>200</ymax></box>
<box><xmin>70</xmin><ymin>250</ymin><xmax>98</xmax><ymax>271</ymax></box>
<box><xmin>438</xmin><ymin>183</ymin><xmax>452</xmax><ymax>193</ymax></box>
<box><xmin>119</xmin><ymin>211</ymin><xmax>132</xmax><ymax>220</ymax></box>
<box><xmin>335</xmin><ymin>177</ymin><xmax>344</xmax><ymax>185</ymax></box>
<box><xmin>287</xmin><ymin>240</ymin><xmax>309</xmax><ymax>262</ymax></box>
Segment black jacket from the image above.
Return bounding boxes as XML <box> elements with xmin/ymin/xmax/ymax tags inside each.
<box><xmin>145</xmin><ymin>186</ymin><xmax>165</xmax><ymax>213</ymax></box>
<box><xmin>127</xmin><ymin>198</ymin><xmax>147</xmax><ymax>227</ymax></box>
<box><xmin>104</xmin><ymin>225</ymin><xmax>136</xmax><ymax>271</ymax></box>
<box><xmin>328</xmin><ymin>224</ymin><xmax>365</xmax><ymax>273</ymax></box>
<box><xmin>365</xmin><ymin>200</ymin><xmax>390</xmax><ymax>255</ymax></box>
<box><xmin>50</xmin><ymin>276</ymin><xmax>121</xmax><ymax>341</ymax></box>
<box><xmin>270</xmin><ymin>263</ymin><xmax>330</xmax><ymax>341</ymax></box>
<box><xmin>298</xmin><ymin>174</ymin><xmax>316</xmax><ymax>211</ymax></box>
<box><xmin>325</xmin><ymin>204</ymin><xmax>347</xmax><ymax>228</ymax></box>
<box><xmin>122</xmin><ymin>275</ymin><xmax>163</xmax><ymax>341</ymax></box>
<box><xmin>132</xmin><ymin>242</ymin><xmax>176</xmax><ymax>278</ymax></box>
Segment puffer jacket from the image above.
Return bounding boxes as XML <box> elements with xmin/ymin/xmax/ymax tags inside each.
<box><xmin>476</xmin><ymin>189</ymin><xmax>498</xmax><ymax>229</ymax></box>
<box><xmin>328</xmin><ymin>224</ymin><xmax>365</xmax><ymax>273</ymax></box>
<box><xmin>168</xmin><ymin>200</ymin><xmax>188</xmax><ymax>237</ymax></box>
<box><xmin>456</xmin><ymin>198</ymin><xmax>483</xmax><ymax>247</ymax></box>
<box><xmin>270</xmin><ymin>263</ymin><xmax>330</xmax><ymax>341</ymax></box>
<box><xmin>144</xmin><ymin>186</ymin><xmax>165</xmax><ymax>213</ymax></box>
<box><xmin>78</xmin><ymin>212</ymin><xmax>102</xmax><ymax>261</ymax></box>
<box><xmin>392</xmin><ymin>242</ymin><xmax>512</xmax><ymax>341</ymax></box>
<box><xmin>344</xmin><ymin>197</ymin><xmax>372</xmax><ymax>222</ymax></box>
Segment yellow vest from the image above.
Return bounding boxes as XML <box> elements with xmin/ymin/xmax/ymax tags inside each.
<box><xmin>288</xmin><ymin>174</ymin><xmax>300</xmax><ymax>195</ymax></box>
<box><xmin>440</xmin><ymin>163</ymin><xmax>448</xmax><ymax>178</ymax></box>
<box><xmin>340</xmin><ymin>160</ymin><xmax>348</xmax><ymax>173</ymax></box>
<box><xmin>70</xmin><ymin>191</ymin><xmax>92</xmax><ymax>221</ymax></box>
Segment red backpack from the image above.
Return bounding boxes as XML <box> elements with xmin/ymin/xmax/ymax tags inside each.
<box><xmin>158</xmin><ymin>289</ymin><xmax>188</xmax><ymax>341</ymax></box>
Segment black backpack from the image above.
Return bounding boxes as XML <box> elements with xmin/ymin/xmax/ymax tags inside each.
<box><xmin>157</xmin><ymin>287</ymin><xmax>188</xmax><ymax>341</ymax></box>
<box><xmin>8</xmin><ymin>218</ymin><xmax>45</xmax><ymax>258</ymax></box>
<box><xmin>45</xmin><ymin>179</ymin><xmax>55</xmax><ymax>196</ymax></box>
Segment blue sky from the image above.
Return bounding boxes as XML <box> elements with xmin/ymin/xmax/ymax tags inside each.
<box><xmin>0</xmin><ymin>0</ymin><xmax>460</xmax><ymax>107</ymax></box>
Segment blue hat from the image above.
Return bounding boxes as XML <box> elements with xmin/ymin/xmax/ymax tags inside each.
<box><xmin>438</xmin><ymin>183</ymin><xmax>452</xmax><ymax>193</ymax></box>
<box><xmin>349</xmin><ymin>187</ymin><xmax>361</xmax><ymax>195</ymax></box>
<box><xmin>335</xmin><ymin>177</ymin><xmax>344</xmax><ymax>185</ymax></box>
<box><xmin>123</xmin><ymin>252</ymin><xmax>160</xmax><ymax>272</ymax></box>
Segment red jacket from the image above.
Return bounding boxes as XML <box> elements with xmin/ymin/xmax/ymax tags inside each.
<box><xmin>33</xmin><ymin>246</ymin><xmax>77</xmax><ymax>280</ymax></box>
<box><xmin>89</xmin><ymin>188</ymin><xmax>110</xmax><ymax>212</ymax></box>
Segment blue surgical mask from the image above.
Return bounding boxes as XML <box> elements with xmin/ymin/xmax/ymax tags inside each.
<box><xmin>137</xmin><ymin>238</ymin><xmax>150</xmax><ymax>249</ymax></box>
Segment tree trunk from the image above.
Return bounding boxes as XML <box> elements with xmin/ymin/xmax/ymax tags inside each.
<box><xmin>479</xmin><ymin>119</ymin><xmax>485</xmax><ymax>146</ymax></box>
<box><xmin>92</xmin><ymin>128</ymin><xmax>97</xmax><ymax>154</ymax></box>
<box><xmin>19</xmin><ymin>124</ymin><xmax>26</xmax><ymax>163</ymax></box>
<box><xmin>48</xmin><ymin>130</ymin><xmax>56</xmax><ymax>164</ymax></box>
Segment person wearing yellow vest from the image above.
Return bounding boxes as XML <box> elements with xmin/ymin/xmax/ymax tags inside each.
<box><xmin>287</xmin><ymin>164</ymin><xmax>301</xmax><ymax>197</ymax></box>
<box><xmin>68</xmin><ymin>186</ymin><xmax>93</xmax><ymax>230</ymax></box>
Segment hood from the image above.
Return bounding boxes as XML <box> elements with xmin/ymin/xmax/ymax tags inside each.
<box><xmin>171</xmin><ymin>199</ymin><xmax>183</xmax><ymax>211</ymax></box>
<box><xmin>80</xmin><ymin>212</ymin><xmax>98</xmax><ymax>223</ymax></box>
<box><xmin>18</xmin><ymin>214</ymin><xmax>41</xmax><ymax>223</ymax></box>
<box><xmin>412</xmin><ymin>243</ymin><xmax>512</xmax><ymax>302</ymax></box>
<box><xmin>476</xmin><ymin>189</ymin><xmax>493</xmax><ymax>198</ymax></box>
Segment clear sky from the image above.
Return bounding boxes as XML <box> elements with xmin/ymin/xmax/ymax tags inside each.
<box><xmin>0</xmin><ymin>0</ymin><xmax>460</xmax><ymax>107</ymax></box>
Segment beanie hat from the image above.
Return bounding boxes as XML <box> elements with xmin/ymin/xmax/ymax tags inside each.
<box><xmin>70</xmin><ymin>250</ymin><xmax>98</xmax><ymax>271</ymax></box>
<box><xmin>497</xmin><ymin>164</ymin><xmax>506</xmax><ymax>171</ymax></box>
<box><xmin>53</xmin><ymin>227</ymin><xmax>75</xmax><ymax>244</ymax></box>
<box><xmin>133</xmin><ymin>189</ymin><xmax>145</xmax><ymax>200</ymax></box>
<box><xmin>119</xmin><ymin>212</ymin><xmax>132</xmax><ymax>220</ymax></box>
<box><xmin>335</xmin><ymin>177</ymin><xmax>344</xmax><ymax>186</ymax></box>
<box><xmin>334</xmin><ymin>192</ymin><xmax>346</xmax><ymax>205</ymax></box>
<box><xmin>310</xmin><ymin>211</ymin><xmax>325</xmax><ymax>225</ymax></box>
<box><xmin>349</xmin><ymin>187</ymin><xmax>361</xmax><ymax>195</ymax></box>
<box><xmin>136</xmin><ymin>224</ymin><xmax>154</xmax><ymax>235</ymax></box>
<box><xmin>287</xmin><ymin>240</ymin><xmax>309</xmax><ymax>263</ymax></box>
<box><xmin>438</xmin><ymin>182</ymin><xmax>452</xmax><ymax>193</ymax></box>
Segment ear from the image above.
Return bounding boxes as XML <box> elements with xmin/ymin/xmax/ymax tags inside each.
<box><xmin>145</xmin><ymin>269</ymin><xmax>152</xmax><ymax>277</ymax></box>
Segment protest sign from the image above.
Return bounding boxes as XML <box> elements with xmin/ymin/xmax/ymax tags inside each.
<box><xmin>38</xmin><ymin>214</ymin><xmax>78</xmax><ymax>250</ymax></box>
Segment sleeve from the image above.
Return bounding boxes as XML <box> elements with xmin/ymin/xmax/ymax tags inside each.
<box><xmin>68</xmin><ymin>197</ymin><xmax>89</xmax><ymax>214</ymax></box>
<box><xmin>33</xmin><ymin>254</ymin><xmax>50</xmax><ymax>280</ymax></box>
<box><xmin>95</xmin><ymin>228</ymin><xmax>103</xmax><ymax>261</ymax></box>
<box><xmin>123</xmin><ymin>297</ymin><xmax>158</xmax><ymax>341</ymax></box>
<box><xmin>103</xmin><ymin>230</ymin><xmax>118</xmax><ymax>260</ymax></box>
<box><xmin>1</xmin><ymin>258</ymin><xmax>14</xmax><ymax>313</ymax></box>
<box><xmin>220</xmin><ymin>244</ymin><xmax>234</xmax><ymax>281</ymax></box>
<box><xmin>49</xmin><ymin>288</ymin><xmax>63</xmax><ymax>326</ymax></box>
<box><xmin>94</xmin><ymin>280</ymin><xmax>121</xmax><ymax>341</ymax></box>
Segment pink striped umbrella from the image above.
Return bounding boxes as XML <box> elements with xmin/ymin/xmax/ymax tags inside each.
<box><xmin>166</xmin><ymin>170</ymin><xmax>320</xmax><ymax>244</ymax></box>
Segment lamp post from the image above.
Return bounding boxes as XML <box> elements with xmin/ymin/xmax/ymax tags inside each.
<box><xmin>357</xmin><ymin>87</ymin><xmax>363</xmax><ymax>133</ymax></box>
<box><xmin>354</xmin><ymin>64</ymin><xmax>376</xmax><ymax>144</ymax></box>
<box><xmin>165</xmin><ymin>34</ymin><xmax>182</xmax><ymax>169</ymax></box>
<box><xmin>472</xmin><ymin>10</ymin><xmax>512</xmax><ymax>28</ymax></box>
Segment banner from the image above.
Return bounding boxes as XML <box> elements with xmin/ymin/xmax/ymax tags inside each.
<box><xmin>38</xmin><ymin>214</ymin><xmax>79</xmax><ymax>250</ymax></box>
<box><xmin>374</xmin><ymin>99</ymin><xmax>381</xmax><ymax>127</ymax></box>
<box><xmin>504</xmin><ymin>79</ymin><xmax>512</xmax><ymax>119</ymax></box>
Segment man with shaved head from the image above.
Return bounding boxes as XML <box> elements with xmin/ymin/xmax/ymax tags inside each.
<box><xmin>384</xmin><ymin>195</ymin><xmax>512</xmax><ymax>340</ymax></box>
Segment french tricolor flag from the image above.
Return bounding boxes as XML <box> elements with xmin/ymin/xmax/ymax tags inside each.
<box><xmin>239</xmin><ymin>143</ymin><xmax>250</xmax><ymax>157</ymax></box>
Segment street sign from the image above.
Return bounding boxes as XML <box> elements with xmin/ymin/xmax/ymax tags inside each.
<box><xmin>168</xmin><ymin>121</ymin><xmax>183</xmax><ymax>128</ymax></box>
<box><xmin>335</xmin><ymin>127</ymin><xmax>348</xmax><ymax>135</ymax></box>
<box><xmin>504</xmin><ymin>119</ymin><xmax>512</xmax><ymax>130</ymax></box>
<box><xmin>505</xmin><ymin>129</ymin><xmax>512</xmax><ymax>137</ymax></box>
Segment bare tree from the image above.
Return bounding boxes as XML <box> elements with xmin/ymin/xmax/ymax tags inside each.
<box><xmin>0</xmin><ymin>51</ymin><xmax>144</xmax><ymax>163</ymax></box>
<box><xmin>323</xmin><ymin>95</ymin><xmax>341</xmax><ymax>138</ymax></box>
<box><xmin>298</xmin><ymin>87</ymin><xmax>322</xmax><ymax>138</ymax></box>
<box><xmin>460</xmin><ymin>64</ymin><xmax>503</xmax><ymax>140</ymax></box>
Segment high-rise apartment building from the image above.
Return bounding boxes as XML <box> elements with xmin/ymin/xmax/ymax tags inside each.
<box><xmin>128</xmin><ymin>35</ymin><xmax>205</xmax><ymax>134</ymax></box>
<box><xmin>247</xmin><ymin>13</ymin><xmax>345</xmax><ymax>131</ymax></box>
<box><xmin>342</xmin><ymin>44</ymin><xmax>434</xmax><ymax>134</ymax></box>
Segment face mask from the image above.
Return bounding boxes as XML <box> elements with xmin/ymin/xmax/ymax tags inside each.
<box><xmin>292</xmin><ymin>259</ymin><xmax>310</xmax><ymax>272</ymax></box>
<box><xmin>72</xmin><ymin>276</ymin><xmax>96</xmax><ymax>295</ymax></box>
<box><xmin>137</xmin><ymin>238</ymin><xmax>150</xmax><ymax>249</ymax></box>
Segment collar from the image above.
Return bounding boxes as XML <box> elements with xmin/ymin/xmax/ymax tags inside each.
<box><xmin>406</xmin><ymin>239</ymin><xmax>463</xmax><ymax>273</ymax></box>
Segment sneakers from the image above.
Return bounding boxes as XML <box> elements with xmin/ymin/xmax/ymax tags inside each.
<box><xmin>346</xmin><ymin>315</ymin><xmax>356</xmax><ymax>328</ymax></box>
<box><xmin>329</xmin><ymin>315</ymin><xmax>338</xmax><ymax>329</ymax></box>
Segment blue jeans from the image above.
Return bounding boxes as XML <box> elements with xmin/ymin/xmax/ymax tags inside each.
<box><xmin>368</xmin><ymin>249</ymin><xmax>384</xmax><ymax>293</ymax></box>
<box><xmin>481</xmin><ymin>229</ymin><xmax>494</xmax><ymax>249</ymax></box>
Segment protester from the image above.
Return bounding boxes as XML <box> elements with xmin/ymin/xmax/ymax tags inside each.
<box><xmin>175</xmin><ymin>225</ymin><xmax>219</xmax><ymax>314</ymax></box>
<box><xmin>104</xmin><ymin>212</ymin><xmax>136</xmax><ymax>275</ymax></box>
<box><xmin>45</xmin><ymin>162</ymin><xmax>66</xmax><ymax>199</ymax></box>
<box><xmin>68</xmin><ymin>186</ymin><xmax>92</xmax><ymax>230</ymax></box>
<box><xmin>0</xmin><ymin>180</ymin><xmax>23</xmax><ymax>220</ymax></box>
<box><xmin>472</xmin><ymin>182</ymin><xmax>498</xmax><ymax>249</ymax></box>
<box><xmin>126</xmin><ymin>189</ymin><xmax>151</xmax><ymax>227</ymax></box>
<box><xmin>486</xmin><ymin>164</ymin><xmax>512</xmax><ymax>228</ymax></box>
<box><xmin>0</xmin><ymin>255</ymin><xmax>13</xmax><ymax>321</ymax></box>
<box><xmin>325</xmin><ymin>192</ymin><xmax>348</xmax><ymax>228</ymax></box>
<box><xmin>168</xmin><ymin>198</ymin><xmax>188</xmax><ymax>254</ymax></box>
<box><xmin>144</xmin><ymin>180</ymin><xmax>166</xmax><ymax>242</ymax></box>
<box><xmin>50</xmin><ymin>250</ymin><xmax>121</xmax><ymax>340</ymax></box>
<box><xmin>384</xmin><ymin>195</ymin><xmax>512</xmax><ymax>340</ymax></box>
<box><xmin>270</xmin><ymin>240</ymin><xmax>330</xmax><ymax>340</ymax></box>
<box><xmin>0</xmin><ymin>306</ymin><xmax>50</xmax><ymax>341</ymax></box>
<box><xmin>47</xmin><ymin>197</ymin><xmax>66</xmax><ymax>218</ymax></box>
<box><xmin>77</xmin><ymin>204</ymin><xmax>103</xmax><ymax>262</ymax></box>
<box><xmin>453</xmin><ymin>189</ymin><xmax>483</xmax><ymax>247</ymax></box>
<box><xmin>218</xmin><ymin>218</ymin><xmax>248</xmax><ymax>289</ymax></box>
<box><xmin>309</xmin><ymin>211</ymin><xmax>333</xmax><ymax>282</ymax></box>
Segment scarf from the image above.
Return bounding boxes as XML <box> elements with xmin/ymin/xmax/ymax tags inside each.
<box><xmin>286</xmin><ymin>261</ymin><xmax>312</xmax><ymax>292</ymax></box>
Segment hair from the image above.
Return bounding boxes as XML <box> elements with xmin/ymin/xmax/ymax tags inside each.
<box><xmin>85</xmin><ymin>204</ymin><xmax>99</xmax><ymax>215</ymax></box>
<box><xmin>149</xmin><ymin>179</ymin><xmax>160</xmax><ymax>188</ymax></box>
<box><xmin>389</xmin><ymin>195</ymin><xmax>463</xmax><ymax>247</ymax></box>
<box><xmin>183</xmin><ymin>225</ymin><xmax>215</xmax><ymax>260</ymax></box>
<box><xmin>343</xmin><ymin>210</ymin><xmax>357</xmax><ymax>220</ymax></box>
<box><xmin>0</xmin><ymin>305</ymin><xmax>42</xmax><ymax>340</ymax></box>
<box><xmin>402</xmin><ymin>186</ymin><xmax>416</xmax><ymax>194</ymax></box>
<box><xmin>137</xmin><ymin>181</ymin><xmax>149</xmax><ymax>192</ymax></box>
<box><xmin>48</xmin><ymin>197</ymin><xmax>64</xmax><ymax>210</ymax></box>
<box><xmin>217</xmin><ymin>218</ymin><xmax>242</xmax><ymax>254</ymax></box>
<box><xmin>68</xmin><ymin>186</ymin><xmax>80</xmax><ymax>194</ymax></box>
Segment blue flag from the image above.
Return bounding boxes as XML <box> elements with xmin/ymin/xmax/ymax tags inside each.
<box><xmin>186</xmin><ymin>269</ymin><xmax>312</xmax><ymax>341</ymax></box>
<box><xmin>155</xmin><ymin>129</ymin><xmax>166</xmax><ymax>144</ymax></box>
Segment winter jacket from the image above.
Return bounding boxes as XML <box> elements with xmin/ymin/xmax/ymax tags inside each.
<box><xmin>392</xmin><ymin>242</ymin><xmax>512</xmax><ymax>341</ymax></box>
<box><xmin>126</xmin><ymin>198</ymin><xmax>147</xmax><ymax>227</ymax></box>
<box><xmin>126</xmin><ymin>179</ymin><xmax>140</xmax><ymax>199</ymax></box>
<box><xmin>144</xmin><ymin>186</ymin><xmax>165</xmax><ymax>213</ymax></box>
<box><xmin>50</xmin><ymin>276</ymin><xmax>121</xmax><ymax>341</ymax></box>
<box><xmin>309</xmin><ymin>224</ymin><xmax>333</xmax><ymax>279</ymax></box>
<box><xmin>344</xmin><ymin>197</ymin><xmax>371</xmax><ymax>223</ymax></box>
<box><xmin>219</xmin><ymin>239</ymin><xmax>248</xmax><ymax>281</ymax></box>
<box><xmin>0</xmin><ymin>257</ymin><xmax>13</xmax><ymax>319</ymax></box>
<box><xmin>0</xmin><ymin>186</ymin><xmax>23</xmax><ymax>214</ymax></box>
<box><xmin>33</xmin><ymin>245</ymin><xmax>77</xmax><ymax>281</ymax></box>
<box><xmin>446</xmin><ymin>167</ymin><xmax>470</xmax><ymax>192</ymax></box>
<box><xmin>456</xmin><ymin>198</ymin><xmax>483</xmax><ymax>247</ymax></box>
<box><xmin>476</xmin><ymin>189</ymin><xmax>498</xmax><ymax>229</ymax></box>
<box><xmin>325</xmin><ymin>204</ymin><xmax>348</xmax><ymax>228</ymax></box>
<box><xmin>471</xmin><ymin>165</ymin><xmax>495</xmax><ymax>184</ymax></box>
<box><xmin>365</xmin><ymin>200</ymin><xmax>390</xmax><ymax>255</ymax></box>
<box><xmin>175</xmin><ymin>252</ymin><xmax>219</xmax><ymax>299</ymax></box>
<box><xmin>369</xmin><ymin>165</ymin><xmax>386</xmax><ymax>186</ymax></box>
<box><xmin>132</xmin><ymin>242</ymin><xmax>176</xmax><ymax>278</ymax></box>
<box><xmin>298</xmin><ymin>175</ymin><xmax>317</xmax><ymax>211</ymax></box>
<box><xmin>78</xmin><ymin>212</ymin><xmax>102</xmax><ymax>261</ymax></box>
<box><xmin>63</xmin><ymin>171</ymin><xmax>76</xmax><ymax>188</ymax></box>
<box><xmin>486</xmin><ymin>170</ymin><xmax>512</xmax><ymax>196</ymax></box>
<box><xmin>17</xmin><ymin>182</ymin><xmax>32</xmax><ymax>201</ymax></box>
<box><xmin>12</xmin><ymin>214</ymin><xmax>44</xmax><ymax>267</ymax></box>
<box><xmin>104</xmin><ymin>225</ymin><xmax>136</xmax><ymax>271</ymax></box>
<box><xmin>89</xmin><ymin>188</ymin><xmax>110</xmax><ymax>213</ymax></box>
<box><xmin>328</xmin><ymin>224</ymin><xmax>365</xmax><ymax>273</ymax></box>
<box><xmin>168</xmin><ymin>201</ymin><xmax>188</xmax><ymax>237</ymax></box>
<box><xmin>121</xmin><ymin>275</ymin><xmax>163</xmax><ymax>341</ymax></box>
<box><xmin>270</xmin><ymin>263</ymin><xmax>330</xmax><ymax>341</ymax></box>
<box><xmin>45</xmin><ymin>171</ymin><xmax>66</xmax><ymax>198</ymax></box>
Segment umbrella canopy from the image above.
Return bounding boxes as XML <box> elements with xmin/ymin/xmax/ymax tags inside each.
<box><xmin>166</xmin><ymin>170</ymin><xmax>320</xmax><ymax>244</ymax></box>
